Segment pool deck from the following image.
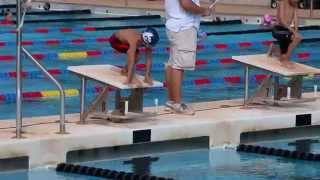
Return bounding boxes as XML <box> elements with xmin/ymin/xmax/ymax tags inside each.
<box><xmin>0</xmin><ymin>93</ymin><xmax>319</xmax><ymax>168</ymax></box>
<box><xmin>35</xmin><ymin>0</ymin><xmax>320</xmax><ymax>18</ymax></box>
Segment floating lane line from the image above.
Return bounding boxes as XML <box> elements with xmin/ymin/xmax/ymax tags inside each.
<box><xmin>0</xmin><ymin>44</ymin><xmax>319</xmax><ymax>62</ymax></box>
<box><xmin>1</xmin><ymin>74</ymin><xmax>319</xmax><ymax>103</ymax></box>
<box><xmin>0</xmin><ymin>38</ymin><xmax>319</xmax><ymax>50</ymax></box>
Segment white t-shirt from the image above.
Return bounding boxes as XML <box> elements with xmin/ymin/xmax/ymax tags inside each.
<box><xmin>165</xmin><ymin>0</ymin><xmax>201</xmax><ymax>32</ymax></box>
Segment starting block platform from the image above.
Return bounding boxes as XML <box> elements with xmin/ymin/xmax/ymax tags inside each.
<box><xmin>232</xmin><ymin>54</ymin><xmax>320</xmax><ymax>106</ymax></box>
<box><xmin>68</xmin><ymin>65</ymin><xmax>163</xmax><ymax>123</ymax></box>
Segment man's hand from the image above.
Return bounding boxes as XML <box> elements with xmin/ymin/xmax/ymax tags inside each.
<box><xmin>209</xmin><ymin>0</ymin><xmax>219</xmax><ymax>8</ymax></box>
<box><xmin>202</xmin><ymin>7</ymin><xmax>212</xmax><ymax>17</ymax></box>
<box><xmin>203</xmin><ymin>0</ymin><xmax>220</xmax><ymax>17</ymax></box>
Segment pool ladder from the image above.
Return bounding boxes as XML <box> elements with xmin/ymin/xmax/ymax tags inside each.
<box><xmin>15</xmin><ymin>0</ymin><xmax>67</xmax><ymax>138</ymax></box>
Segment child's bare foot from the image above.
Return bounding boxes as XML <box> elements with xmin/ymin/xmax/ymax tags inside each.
<box><xmin>124</xmin><ymin>78</ymin><xmax>133</xmax><ymax>85</ymax></box>
<box><xmin>280</xmin><ymin>60</ymin><xmax>294</xmax><ymax>69</ymax></box>
<box><xmin>279</xmin><ymin>54</ymin><xmax>294</xmax><ymax>68</ymax></box>
<box><xmin>144</xmin><ymin>76</ymin><xmax>153</xmax><ymax>85</ymax></box>
<box><xmin>121</xmin><ymin>68</ymin><xmax>128</xmax><ymax>76</ymax></box>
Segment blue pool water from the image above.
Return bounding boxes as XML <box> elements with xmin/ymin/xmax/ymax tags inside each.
<box><xmin>0</xmin><ymin>11</ymin><xmax>320</xmax><ymax>120</ymax></box>
<box><xmin>2</xmin><ymin>136</ymin><xmax>320</xmax><ymax>180</ymax></box>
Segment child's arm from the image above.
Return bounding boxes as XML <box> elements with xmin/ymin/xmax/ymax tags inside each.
<box><xmin>144</xmin><ymin>48</ymin><xmax>153</xmax><ymax>85</ymax></box>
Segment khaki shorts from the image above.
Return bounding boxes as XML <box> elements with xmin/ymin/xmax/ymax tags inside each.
<box><xmin>166</xmin><ymin>27</ymin><xmax>197</xmax><ymax>70</ymax></box>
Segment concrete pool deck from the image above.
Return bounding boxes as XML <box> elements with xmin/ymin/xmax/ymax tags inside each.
<box><xmin>0</xmin><ymin>92</ymin><xmax>319</xmax><ymax>168</ymax></box>
<box><xmin>34</xmin><ymin>0</ymin><xmax>320</xmax><ymax>19</ymax></box>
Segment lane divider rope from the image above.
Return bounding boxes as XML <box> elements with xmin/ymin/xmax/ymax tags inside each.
<box><xmin>1</xmin><ymin>74</ymin><xmax>318</xmax><ymax>103</ymax></box>
<box><xmin>56</xmin><ymin>163</ymin><xmax>174</xmax><ymax>180</ymax></box>
<box><xmin>0</xmin><ymin>19</ymin><xmax>240</xmax><ymax>31</ymax></box>
<box><xmin>1</xmin><ymin>60</ymin><xmax>320</xmax><ymax>80</ymax></box>
<box><xmin>237</xmin><ymin>144</ymin><xmax>320</xmax><ymax>161</ymax></box>
<box><xmin>1</xmin><ymin>23</ymin><xmax>318</xmax><ymax>34</ymax></box>
<box><xmin>1</xmin><ymin>38</ymin><xmax>319</xmax><ymax>51</ymax></box>
<box><xmin>0</xmin><ymin>47</ymin><xmax>318</xmax><ymax>62</ymax></box>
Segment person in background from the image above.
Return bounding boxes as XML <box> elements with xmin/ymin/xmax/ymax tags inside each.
<box><xmin>109</xmin><ymin>27</ymin><xmax>159</xmax><ymax>84</ymax></box>
<box><xmin>164</xmin><ymin>0</ymin><xmax>214</xmax><ymax>115</ymax></box>
<box><xmin>4</xmin><ymin>8</ymin><xmax>12</xmax><ymax>22</ymax></box>
<box><xmin>268</xmin><ymin>0</ymin><xmax>301</xmax><ymax>68</ymax></box>
<box><xmin>261</xmin><ymin>14</ymin><xmax>276</xmax><ymax>27</ymax></box>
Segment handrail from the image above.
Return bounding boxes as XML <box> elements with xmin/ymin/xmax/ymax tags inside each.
<box><xmin>22</xmin><ymin>47</ymin><xmax>66</xmax><ymax>134</ymax></box>
<box><xmin>310</xmin><ymin>0</ymin><xmax>314</xmax><ymax>17</ymax></box>
<box><xmin>15</xmin><ymin>0</ymin><xmax>66</xmax><ymax>138</ymax></box>
<box><xmin>16</xmin><ymin>0</ymin><xmax>22</xmax><ymax>138</ymax></box>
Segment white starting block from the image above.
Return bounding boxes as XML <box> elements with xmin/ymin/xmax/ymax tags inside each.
<box><xmin>68</xmin><ymin>65</ymin><xmax>163</xmax><ymax>123</ymax></box>
<box><xmin>232</xmin><ymin>54</ymin><xmax>320</xmax><ymax>106</ymax></box>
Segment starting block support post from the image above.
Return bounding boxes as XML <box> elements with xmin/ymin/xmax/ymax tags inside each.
<box><xmin>68</xmin><ymin>65</ymin><xmax>163</xmax><ymax>123</ymax></box>
<box><xmin>233</xmin><ymin>54</ymin><xmax>320</xmax><ymax>106</ymax></box>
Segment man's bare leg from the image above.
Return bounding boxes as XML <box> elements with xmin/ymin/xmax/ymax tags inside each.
<box><xmin>171</xmin><ymin>68</ymin><xmax>184</xmax><ymax>103</ymax></box>
<box><xmin>166</xmin><ymin>65</ymin><xmax>174</xmax><ymax>101</ymax></box>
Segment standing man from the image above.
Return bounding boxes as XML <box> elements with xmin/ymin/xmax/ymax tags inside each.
<box><xmin>164</xmin><ymin>0</ymin><xmax>213</xmax><ymax>115</ymax></box>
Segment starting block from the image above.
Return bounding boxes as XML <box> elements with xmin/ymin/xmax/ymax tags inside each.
<box><xmin>68</xmin><ymin>65</ymin><xmax>163</xmax><ymax>123</ymax></box>
<box><xmin>232</xmin><ymin>54</ymin><xmax>320</xmax><ymax>106</ymax></box>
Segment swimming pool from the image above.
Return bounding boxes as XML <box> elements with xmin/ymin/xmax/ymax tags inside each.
<box><xmin>1</xmin><ymin>135</ymin><xmax>320</xmax><ymax>180</ymax></box>
<box><xmin>1</xmin><ymin>6</ymin><xmax>320</xmax><ymax>180</ymax></box>
<box><xmin>0</xmin><ymin>9</ymin><xmax>320</xmax><ymax>120</ymax></box>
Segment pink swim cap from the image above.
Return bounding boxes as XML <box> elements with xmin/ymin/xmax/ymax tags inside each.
<box><xmin>263</xmin><ymin>14</ymin><xmax>273</xmax><ymax>23</ymax></box>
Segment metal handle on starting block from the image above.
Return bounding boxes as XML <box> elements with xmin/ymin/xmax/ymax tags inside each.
<box><xmin>125</xmin><ymin>101</ymin><xmax>128</xmax><ymax>115</ymax></box>
<box><xmin>154</xmin><ymin>98</ymin><xmax>159</xmax><ymax>114</ymax></box>
<box><xmin>287</xmin><ymin>87</ymin><xmax>291</xmax><ymax>100</ymax></box>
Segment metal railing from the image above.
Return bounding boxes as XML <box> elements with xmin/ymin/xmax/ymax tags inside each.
<box><xmin>15</xmin><ymin>0</ymin><xmax>66</xmax><ymax>138</ymax></box>
<box><xmin>16</xmin><ymin>0</ymin><xmax>22</xmax><ymax>138</ymax></box>
<box><xmin>310</xmin><ymin>0</ymin><xmax>314</xmax><ymax>17</ymax></box>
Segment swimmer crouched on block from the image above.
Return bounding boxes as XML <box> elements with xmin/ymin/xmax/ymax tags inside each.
<box><xmin>109</xmin><ymin>27</ymin><xmax>159</xmax><ymax>85</ymax></box>
<box><xmin>267</xmin><ymin>0</ymin><xmax>301</xmax><ymax>68</ymax></box>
